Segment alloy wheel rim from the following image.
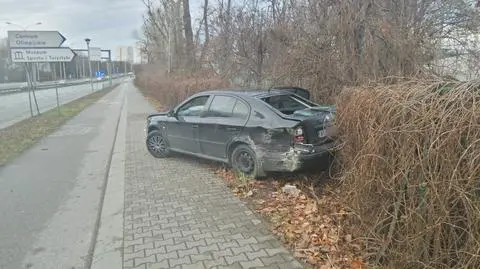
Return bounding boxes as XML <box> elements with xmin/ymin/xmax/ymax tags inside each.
<box><xmin>148</xmin><ymin>135</ymin><xmax>166</xmax><ymax>154</ymax></box>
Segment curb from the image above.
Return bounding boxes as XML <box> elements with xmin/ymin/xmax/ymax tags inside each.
<box><xmin>89</xmin><ymin>85</ymin><xmax>127</xmax><ymax>269</ymax></box>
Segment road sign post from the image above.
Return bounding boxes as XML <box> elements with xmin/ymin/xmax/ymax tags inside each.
<box><xmin>101</xmin><ymin>49</ymin><xmax>113</xmax><ymax>87</ymax></box>
<box><xmin>27</xmin><ymin>62</ymin><xmax>40</xmax><ymax>115</ymax></box>
<box><xmin>89</xmin><ymin>47</ymin><xmax>101</xmax><ymax>91</ymax></box>
<box><xmin>23</xmin><ymin>64</ymin><xmax>34</xmax><ymax>117</ymax></box>
<box><xmin>8</xmin><ymin>30</ymin><xmax>75</xmax><ymax>117</ymax></box>
<box><xmin>52</xmin><ymin>63</ymin><xmax>60</xmax><ymax>115</ymax></box>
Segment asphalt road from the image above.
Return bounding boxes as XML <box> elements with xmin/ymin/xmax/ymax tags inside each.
<box><xmin>0</xmin><ymin>77</ymin><xmax>125</xmax><ymax>129</ymax></box>
<box><xmin>0</xmin><ymin>82</ymin><xmax>128</xmax><ymax>269</ymax></box>
<box><xmin>0</xmin><ymin>78</ymin><xmax>88</xmax><ymax>91</ymax></box>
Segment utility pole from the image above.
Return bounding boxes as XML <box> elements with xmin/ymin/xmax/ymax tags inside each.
<box><xmin>106</xmin><ymin>50</ymin><xmax>113</xmax><ymax>86</ymax></box>
<box><xmin>85</xmin><ymin>38</ymin><xmax>94</xmax><ymax>91</ymax></box>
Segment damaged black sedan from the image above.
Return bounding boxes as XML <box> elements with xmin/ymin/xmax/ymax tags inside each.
<box><xmin>145</xmin><ymin>88</ymin><xmax>336</xmax><ymax>178</ymax></box>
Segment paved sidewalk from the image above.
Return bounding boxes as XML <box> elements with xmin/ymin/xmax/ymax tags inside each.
<box><xmin>0</xmin><ymin>83</ymin><xmax>126</xmax><ymax>269</ymax></box>
<box><xmin>123</xmin><ymin>87</ymin><xmax>305</xmax><ymax>269</ymax></box>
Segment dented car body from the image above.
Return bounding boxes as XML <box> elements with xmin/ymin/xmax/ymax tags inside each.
<box><xmin>145</xmin><ymin>88</ymin><xmax>336</xmax><ymax>178</ymax></box>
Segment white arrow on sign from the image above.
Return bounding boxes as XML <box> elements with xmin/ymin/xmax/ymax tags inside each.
<box><xmin>8</xmin><ymin>31</ymin><xmax>66</xmax><ymax>48</ymax></box>
<box><xmin>10</xmin><ymin>48</ymin><xmax>75</xmax><ymax>63</ymax></box>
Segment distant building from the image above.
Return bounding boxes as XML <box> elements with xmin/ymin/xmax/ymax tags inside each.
<box><xmin>116</xmin><ymin>44</ymin><xmax>148</xmax><ymax>64</ymax></box>
<box><xmin>116</xmin><ymin>46</ymin><xmax>134</xmax><ymax>63</ymax></box>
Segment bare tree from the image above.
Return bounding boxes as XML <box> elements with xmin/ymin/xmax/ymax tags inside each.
<box><xmin>203</xmin><ymin>0</ymin><xmax>210</xmax><ymax>51</ymax></box>
<box><xmin>197</xmin><ymin>0</ymin><xmax>210</xmax><ymax>68</ymax></box>
<box><xmin>183</xmin><ymin>0</ymin><xmax>195</xmax><ymax>66</ymax></box>
<box><xmin>140</xmin><ymin>0</ymin><xmax>480</xmax><ymax>89</ymax></box>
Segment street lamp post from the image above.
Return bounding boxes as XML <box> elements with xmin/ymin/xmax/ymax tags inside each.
<box><xmin>82</xmin><ymin>56</ymin><xmax>86</xmax><ymax>78</ymax></box>
<box><xmin>85</xmin><ymin>38</ymin><xmax>94</xmax><ymax>92</ymax></box>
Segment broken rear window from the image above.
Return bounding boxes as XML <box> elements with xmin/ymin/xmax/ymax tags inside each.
<box><xmin>261</xmin><ymin>94</ymin><xmax>314</xmax><ymax>115</ymax></box>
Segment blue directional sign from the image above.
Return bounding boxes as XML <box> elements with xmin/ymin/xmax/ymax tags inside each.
<box><xmin>95</xmin><ymin>70</ymin><xmax>105</xmax><ymax>78</ymax></box>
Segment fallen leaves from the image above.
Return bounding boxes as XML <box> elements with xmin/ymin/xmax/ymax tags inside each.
<box><xmin>351</xmin><ymin>259</ymin><xmax>367</xmax><ymax>269</ymax></box>
<box><xmin>255</xmin><ymin>184</ymin><xmax>366</xmax><ymax>268</ymax></box>
<box><xmin>214</xmin><ymin>167</ymin><xmax>367</xmax><ymax>269</ymax></box>
<box><xmin>214</xmin><ymin>168</ymin><xmax>256</xmax><ymax>198</ymax></box>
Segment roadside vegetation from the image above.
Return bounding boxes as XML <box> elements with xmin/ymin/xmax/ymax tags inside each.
<box><xmin>0</xmin><ymin>86</ymin><xmax>116</xmax><ymax>167</ymax></box>
<box><xmin>135</xmin><ymin>0</ymin><xmax>480</xmax><ymax>268</ymax></box>
<box><xmin>336</xmin><ymin>80</ymin><xmax>480</xmax><ymax>269</ymax></box>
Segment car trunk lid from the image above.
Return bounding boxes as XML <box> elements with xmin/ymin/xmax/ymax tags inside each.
<box><xmin>283</xmin><ymin>106</ymin><xmax>336</xmax><ymax>145</ymax></box>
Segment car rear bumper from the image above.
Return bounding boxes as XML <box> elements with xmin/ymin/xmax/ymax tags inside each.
<box><xmin>261</xmin><ymin>141</ymin><xmax>336</xmax><ymax>172</ymax></box>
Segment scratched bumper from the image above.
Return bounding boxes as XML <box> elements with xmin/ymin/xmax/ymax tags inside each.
<box><xmin>261</xmin><ymin>141</ymin><xmax>336</xmax><ymax>172</ymax></box>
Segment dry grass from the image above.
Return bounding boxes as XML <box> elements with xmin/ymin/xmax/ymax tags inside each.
<box><xmin>0</xmin><ymin>86</ymin><xmax>117</xmax><ymax>166</ymax></box>
<box><xmin>335</xmin><ymin>79</ymin><xmax>480</xmax><ymax>269</ymax></box>
<box><xmin>134</xmin><ymin>67</ymin><xmax>231</xmax><ymax>110</ymax></box>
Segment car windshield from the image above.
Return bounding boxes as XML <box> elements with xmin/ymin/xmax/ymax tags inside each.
<box><xmin>261</xmin><ymin>94</ymin><xmax>316</xmax><ymax>115</ymax></box>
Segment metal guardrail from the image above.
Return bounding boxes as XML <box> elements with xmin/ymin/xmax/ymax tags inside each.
<box><xmin>0</xmin><ymin>75</ymin><xmax>129</xmax><ymax>96</ymax></box>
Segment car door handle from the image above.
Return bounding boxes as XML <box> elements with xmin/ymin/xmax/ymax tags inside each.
<box><xmin>192</xmin><ymin>124</ymin><xmax>199</xmax><ymax>128</ymax></box>
<box><xmin>226</xmin><ymin>127</ymin><xmax>238</xmax><ymax>131</ymax></box>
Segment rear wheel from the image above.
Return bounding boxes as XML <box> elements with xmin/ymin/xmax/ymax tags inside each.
<box><xmin>146</xmin><ymin>130</ymin><xmax>170</xmax><ymax>158</ymax></box>
<box><xmin>231</xmin><ymin>144</ymin><xmax>265</xmax><ymax>179</ymax></box>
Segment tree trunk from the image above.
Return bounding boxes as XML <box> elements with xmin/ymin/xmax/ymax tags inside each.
<box><xmin>219</xmin><ymin>0</ymin><xmax>232</xmax><ymax>76</ymax></box>
<box><xmin>203</xmin><ymin>0</ymin><xmax>210</xmax><ymax>46</ymax></box>
<box><xmin>173</xmin><ymin>0</ymin><xmax>182</xmax><ymax>69</ymax></box>
<box><xmin>199</xmin><ymin>0</ymin><xmax>210</xmax><ymax>69</ymax></box>
<box><xmin>183</xmin><ymin>0</ymin><xmax>195</xmax><ymax>67</ymax></box>
<box><xmin>272</xmin><ymin>0</ymin><xmax>276</xmax><ymax>23</ymax></box>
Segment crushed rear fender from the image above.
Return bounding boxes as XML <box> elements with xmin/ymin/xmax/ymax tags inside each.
<box><xmin>230</xmin><ymin>127</ymin><xmax>334</xmax><ymax>173</ymax></box>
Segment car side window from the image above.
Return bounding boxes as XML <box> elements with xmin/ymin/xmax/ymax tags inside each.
<box><xmin>232</xmin><ymin>100</ymin><xmax>249</xmax><ymax>119</ymax></box>
<box><xmin>207</xmin><ymin>95</ymin><xmax>236</xmax><ymax>117</ymax></box>
<box><xmin>177</xmin><ymin>95</ymin><xmax>210</xmax><ymax>117</ymax></box>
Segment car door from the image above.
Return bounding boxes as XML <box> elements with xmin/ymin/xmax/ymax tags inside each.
<box><xmin>166</xmin><ymin>95</ymin><xmax>211</xmax><ymax>154</ymax></box>
<box><xmin>198</xmin><ymin>95</ymin><xmax>250</xmax><ymax>160</ymax></box>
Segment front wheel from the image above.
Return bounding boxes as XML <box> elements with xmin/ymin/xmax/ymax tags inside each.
<box><xmin>231</xmin><ymin>144</ymin><xmax>265</xmax><ymax>179</ymax></box>
<box><xmin>146</xmin><ymin>130</ymin><xmax>170</xmax><ymax>158</ymax></box>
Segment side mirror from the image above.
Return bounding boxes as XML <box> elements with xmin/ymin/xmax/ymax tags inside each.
<box><xmin>167</xmin><ymin>109</ymin><xmax>175</xmax><ymax>117</ymax></box>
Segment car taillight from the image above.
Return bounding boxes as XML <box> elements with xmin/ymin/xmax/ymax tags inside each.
<box><xmin>293</xmin><ymin>126</ymin><xmax>305</xmax><ymax>143</ymax></box>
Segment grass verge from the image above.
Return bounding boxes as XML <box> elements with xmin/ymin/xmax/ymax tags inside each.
<box><xmin>0</xmin><ymin>85</ymin><xmax>118</xmax><ymax>166</ymax></box>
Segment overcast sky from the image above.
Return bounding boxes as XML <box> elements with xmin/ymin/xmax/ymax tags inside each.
<box><xmin>0</xmin><ymin>0</ymin><xmax>203</xmax><ymax>58</ymax></box>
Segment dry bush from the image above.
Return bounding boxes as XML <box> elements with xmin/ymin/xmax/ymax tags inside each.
<box><xmin>336</xmin><ymin>79</ymin><xmax>480</xmax><ymax>269</ymax></box>
<box><xmin>134</xmin><ymin>67</ymin><xmax>231</xmax><ymax>109</ymax></box>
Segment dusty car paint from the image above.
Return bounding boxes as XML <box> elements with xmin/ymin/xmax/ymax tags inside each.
<box><xmin>146</xmin><ymin>89</ymin><xmax>336</xmax><ymax>174</ymax></box>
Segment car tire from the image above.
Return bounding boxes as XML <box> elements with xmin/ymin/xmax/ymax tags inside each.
<box><xmin>146</xmin><ymin>130</ymin><xmax>170</xmax><ymax>158</ymax></box>
<box><xmin>231</xmin><ymin>144</ymin><xmax>265</xmax><ymax>179</ymax></box>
